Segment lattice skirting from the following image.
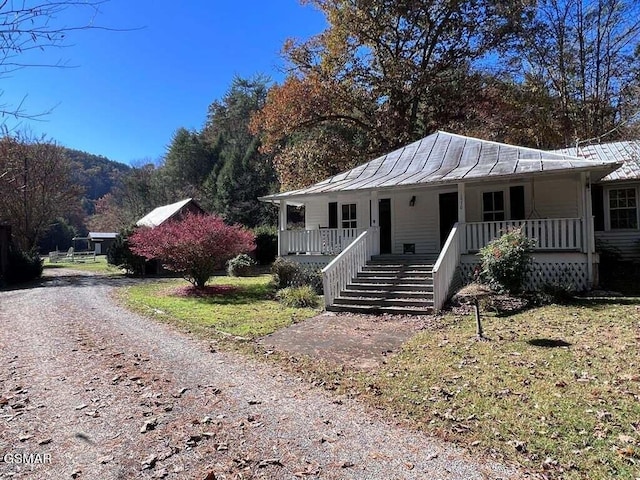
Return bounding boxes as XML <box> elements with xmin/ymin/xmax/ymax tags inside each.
<box><xmin>284</xmin><ymin>255</ymin><xmax>333</xmax><ymax>270</ymax></box>
<box><xmin>460</xmin><ymin>255</ymin><xmax>591</xmax><ymax>291</ymax></box>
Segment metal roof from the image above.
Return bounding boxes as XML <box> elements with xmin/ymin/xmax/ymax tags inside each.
<box><xmin>88</xmin><ymin>232</ymin><xmax>119</xmax><ymax>240</ymax></box>
<box><xmin>552</xmin><ymin>140</ymin><xmax>640</xmax><ymax>182</ymax></box>
<box><xmin>263</xmin><ymin>131</ymin><xmax>621</xmax><ymax>201</ymax></box>
<box><xmin>136</xmin><ymin>198</ymin><xmax>194</xmax><ymax>228</ymax></box>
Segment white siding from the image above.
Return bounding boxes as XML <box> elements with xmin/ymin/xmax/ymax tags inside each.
<box><xmin>534</xmin><ymin>177</ymin><xmax>580</xmax><ymax>218</ymax></box>
<box><xmin>595</xmin><ymin>230</ymin><xmax>640</xmax><ymax>260</ymax></box>
<box><xmin>304</xmin><ymin>195</ymin><xmax>372</xmax><ymax>230</ymax></box>
<box><xmin>392</xmin><ymin>190</ymin><xmax>439</xmax><ymax>254</ymax></box>
<box><xmin>304</xmin><ymin>201</ymin><xmax>328</xmax><ymax>230</ymax></box>
<box><xmin>465</xmin><ymin>182</ymin><xmax>531</xmax><ymax>222</ymax></box>
<box><xmin>464</xmin><ymin>175</ymin><xmax>579</xmax><ymax>221</ymax></box>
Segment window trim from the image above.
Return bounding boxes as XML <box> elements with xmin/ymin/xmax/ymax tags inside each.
<box><xmin>482</xmin><ymin>190</ymin><xmax>506</xmax><ymax>222</ymax></box>
<box><xmin>341</xmin><ymin>203</ymin><xmax>357</xmax><ymax>229</ymax></box>
<box><xmin>604</xmin><ymin>185</ymin><xmax>639</xmax><ymax>231</ymax></box>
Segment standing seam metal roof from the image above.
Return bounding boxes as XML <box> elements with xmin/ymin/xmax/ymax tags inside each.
<box><xmin>552</xmin><ymin>140</ymin><xmax>640</xmax><ymax>182</ymax></box>
<box><xmin>262</xmin><ymin>131</ymin><xmax>621</xmax><ymax>201</ymax></box>
<box><xmin>136</xmin><ymin>198</ymin><xmax>194</xmax><ymax>228</ymax></box>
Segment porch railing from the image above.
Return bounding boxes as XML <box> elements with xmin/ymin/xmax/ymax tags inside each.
<box><xmin>463</xmin><ymin>218</ymin><xmax>583</xmax><ymax>253</ymax></box>
<box><xmin>322</xmin><ymin>229</ymin><xmax>375</xmax><ymax>308</ymax></box>
<box><xmin>281</xmin><ymin>228</ymin><xmax>364</xmax><ymax>255</ymax></box>
<box><xmin>433</xmin><ymin>222</ymin><xmax>461</xmax><ymax>311</ymax></box>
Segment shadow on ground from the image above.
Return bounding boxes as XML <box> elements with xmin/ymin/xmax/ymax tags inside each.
<box><xmin>1</xmin><ymin>269</ymin><xmax>170</xmax><ymax>291</ymax></box>
<box><xmin>527</xmin><ymin>338</ymin><xmax>572</xmax><ymax>348</ymax></box>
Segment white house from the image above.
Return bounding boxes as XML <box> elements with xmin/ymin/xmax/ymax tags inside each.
<box><xmin>261</xmin><ymin>131</ymin><xmax>621</xmax><ymax>313</ymax></box>
<box><xmin>553</xmin><ymin>141</ymin><xmax>640</xmax><ymax>261</ymax></box>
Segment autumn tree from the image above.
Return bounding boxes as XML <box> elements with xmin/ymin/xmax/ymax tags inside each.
<box><xmin>0</xmin><ymin>135</ymin><xmax>82</xmax><ymax>251</ymax></box>
<box><xmin>88</xmin><ymin>163</ymin><xmax>175</xmax><ymax>232</ymax></box>
<box><xmin>252</xmin><ymin>0</ymin><xmax>534</xmax><ymax>189</ymax></box>
<box><xmin>129</xmin><ymin>213</ymin><xmax>255</xmax><ymax>288</ymax></box>
<box><xmin>516</xmin><ymin>0</ymin><xmax>640</xmax><ymax>145</ymax></box>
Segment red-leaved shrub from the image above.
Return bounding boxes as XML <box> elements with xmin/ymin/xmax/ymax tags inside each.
<box><xmin>129</xmin><ymin>213</ymin><xmax>255</xmax><ymax>288</ymax></box>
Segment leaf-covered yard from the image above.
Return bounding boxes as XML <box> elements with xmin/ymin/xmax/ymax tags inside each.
<box><xmin>346</xmin><ymin>300</ymin><xmax>640</xmax><ymax>479</ymax></box>
<box><xmin>117</xmin><ymin>274</ymin><xmax>640</xmax><ymax>479</ymax></box>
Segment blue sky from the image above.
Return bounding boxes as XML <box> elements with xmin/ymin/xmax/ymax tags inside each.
<box><xmin>0</xmin><ymin>1</ymin><xmax>326</xmax><ymax>165</ymax></box>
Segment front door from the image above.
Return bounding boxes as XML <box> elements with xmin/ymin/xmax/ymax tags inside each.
<box><xmin>439</xmin><ymin>192</ymin><xmax>458</xmax><ymax>247</ymax></box>
<box><xmin>379</xmin><ymin>198</ymin><xmax>392</xmax><ymax>254</ymax></box>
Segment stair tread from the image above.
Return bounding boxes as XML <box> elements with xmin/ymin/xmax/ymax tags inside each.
<box><xmin>330</xmin><ymin>257</ymin><xmax>436</xmax><ymax>314</ymax></box>
<box><xmin>328</xmin><ymin>304</ymin><xmax>433</xmax><ymax>315</ymax></box>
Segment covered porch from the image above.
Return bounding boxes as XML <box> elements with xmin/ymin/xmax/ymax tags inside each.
<box><xmin>260</xmin><ymin>131</ymin><xmax>621</xmax><ymax>311</ymax></box>
<box><xmin>271</xmin><ymin>170</ymin><xmax>600</xmax><ymax>311</ymax></box>
<box><xmin>274</xmin><ymin>169</ymin><xmax>597</xmax><ymax>261</ymax></box>
<box><xmin>278</xmin><ymin>218</ymin><xmax>588</xmax><ymax>258</ymax></box>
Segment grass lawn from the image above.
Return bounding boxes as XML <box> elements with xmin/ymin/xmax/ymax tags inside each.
<box><xmin>118</xmin><ymin>275</ymin><xmax>321</xmax><ymax>338</ymax></box>
<box><xmin>339</xmin><ymin>299</ymin><xmax>640</xmax><ymax>479</ymax></box>
<box><xmin>43</xmin><ymin>256</ymin><xmax>123</xmax><ymax>274</ymax></box>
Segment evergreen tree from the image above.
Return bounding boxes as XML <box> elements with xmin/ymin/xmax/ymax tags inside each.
<box><xmin>202</xmin><ymin>76</ymin><xmax>278</xmax><ymax>227</ymax></box>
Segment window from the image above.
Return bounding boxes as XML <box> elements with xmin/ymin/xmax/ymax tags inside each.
<box><xmin>341</xmin><ymin>203</ymin><xmax>357</xmax><ymax>228</ymax></box>
<box><xmin>482</xmin><ymin>191</ymin><xmax>505</xmax><ymax>221</ymax></box>
<box><xmin>609</xmin><ymin>188</ymin><xmax>638</xmax><ymax>229</ymax></box>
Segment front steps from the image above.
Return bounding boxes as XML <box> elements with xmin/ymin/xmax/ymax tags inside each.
<box><xmin>327</xmin><ymin>255</ymin><xmax>436</xmax><ymax>315</ymax></box>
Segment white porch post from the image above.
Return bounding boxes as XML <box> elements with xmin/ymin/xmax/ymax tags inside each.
<box><xmin>457</xmin><ymin>182</ymin><xmax>467</xmax><ymax>253</ymax></box>
<box><xmin>370</xmin><ymin>191</ymin><xmax>379</xmax><ymax>228</ymax></box>
<box><xmin>278</xmin><ymin>200</ymin><xmax>288</xmax><ymax>257</ymax></box>
<box><xmin>370</xmin><ymin>191</ymin><xmax>380</xmax><ymax>255</ymax></box>
<box><xmin>584</xmin><ymin>173</ymin><xmax>594</xmax><ymax>287</ymax></box>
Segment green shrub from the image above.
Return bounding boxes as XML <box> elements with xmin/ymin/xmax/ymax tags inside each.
<box><xmin>271</xmin><ymin>257</ymin><xmax>299</xmax><ymax>288</ymax></box>
<box><xmin>227</xmin><ymin>253</ymin><xmax>256</xmax><ymax>277</ymax></box>
<box><xmin>4</xmin><ymin>245</ymin><xmax>43</xmax><ymax>284</ymax></box>
<box><xmin>253</xmin><ymin>225</ymin><xmax>277</xmax><ymax>265</ymax></box>
<box><xmin>479</xmin><ymin>227</ymin><xmax>535</xmax><ymax>293</ymax></box>
<box><xmin>540</xmin><ymin>281</ymin><xmax>575</xmax><ymax>303</ymax></box>
<box><xmin>276</xmin><ymin>285</ymin><xmax>319</xmax><ymax>308</ymax></box>
<box><xmin>271</xmin><ymin>257</ymin><xmax>323</xmax><ymax>294</ymax></box>
<box><xmin>107</xmin><ymin>229</ymin><xmax>146</xmax><ymax>276</ymax></box>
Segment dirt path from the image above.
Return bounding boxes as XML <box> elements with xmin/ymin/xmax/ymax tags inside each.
<box><xmin>0</xmin><ymin>270</ymin><xmax>522</xmax><ymax>479</ymax></box>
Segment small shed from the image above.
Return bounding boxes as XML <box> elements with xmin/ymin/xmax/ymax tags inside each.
<box><xmin>88</xmin><ymin>232</ymin><xmax>119</xmax><ymax>254</ymax></box>
<box><xmin>136</xmin><ymin>198</ymin><xmax>205</xmax><ymax>228</ymax></box>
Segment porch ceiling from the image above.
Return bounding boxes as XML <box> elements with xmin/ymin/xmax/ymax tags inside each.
<box><xmin>261</xmin><ymin>131</ymin><xmax>621</xmax><ymax>202</ymax></box>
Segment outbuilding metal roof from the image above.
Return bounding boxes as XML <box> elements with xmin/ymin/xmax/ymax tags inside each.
<box><xmin>136</xmin><ymin>198</ymin><xmax>194</xmax><ymax>228</ymax></box>
<box><xmin>88</xmin><ymin>232</ymin><xmax>118</xmax><ymax>240</ymax></box>
<box><xmin>262</xmin><ymin>131</ymin><xmax>620</xmax><ymax>201</ymax></box>
<box><xmin>552</xmin><ymin>140</ymin><xmax>640</xmax><ymax>182</ymax></box>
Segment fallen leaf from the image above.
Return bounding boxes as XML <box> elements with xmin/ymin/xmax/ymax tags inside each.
<box><xmin>257</xmin><ymin>458</ymin><xmax>282</xmax><ymax>468</ymax></box>
<box><xmin>142</xmin><ymin>454</ymin><xmax>157</xmax><ymax>469</ymax></box>
<box><xmin>140</xmin><ymin>418</ymin><xmax>158</xmax><ymax>433</ymax></box>
<box><xmin>618</xmin><ymin>434</ymin><xmax>635</xmax><ymax>444</ymax></box>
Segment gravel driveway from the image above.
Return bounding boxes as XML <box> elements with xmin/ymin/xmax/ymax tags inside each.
<box><xmin>0</xmin><ymin>269</ymin><xmax>522</xmax><ymax>479</ymax></box>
